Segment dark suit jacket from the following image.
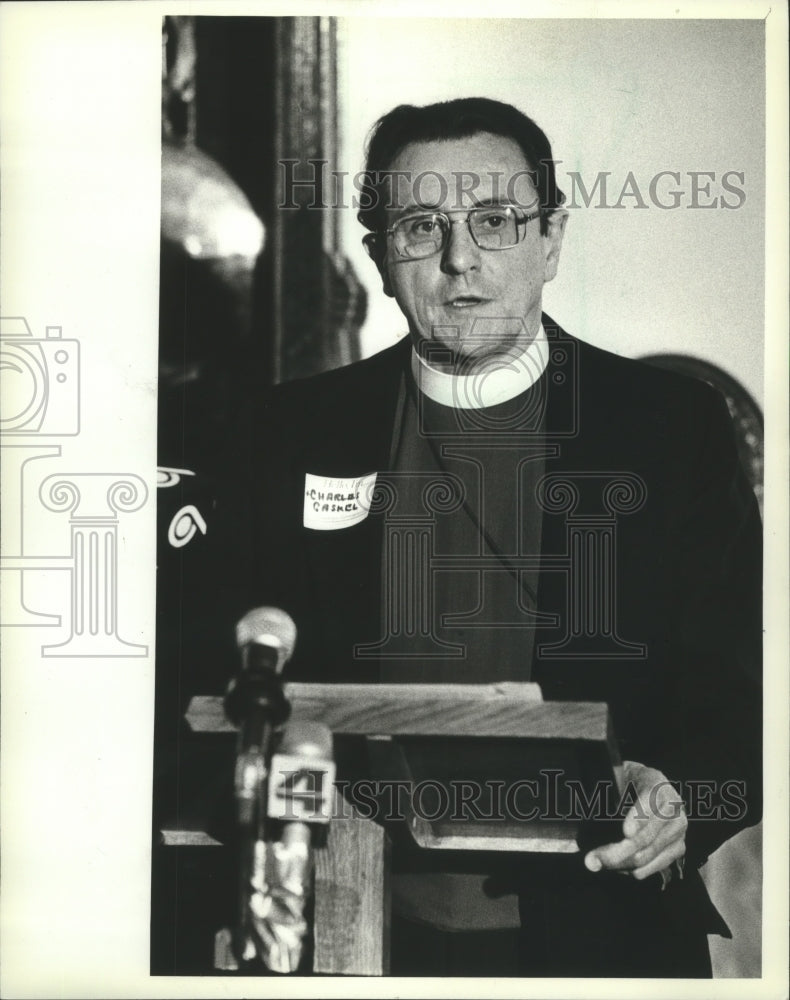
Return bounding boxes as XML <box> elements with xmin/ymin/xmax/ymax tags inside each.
<box><xmin>217</xmin><ymin>314</ymin><xmax>762</xmax><ymax>972</ymax></box>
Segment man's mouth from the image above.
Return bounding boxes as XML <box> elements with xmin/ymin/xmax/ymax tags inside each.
<box><xmin>444</xmin><ymin>295</ymin><xmax>490</xmax><ymax>308</ymax></box>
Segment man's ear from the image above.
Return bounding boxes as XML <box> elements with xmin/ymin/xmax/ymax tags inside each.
<box><xmin>543</xmin><ymin>208</ymin><xmax>568</xmax><ymax>283</ymax></box>
<box><xmin>363</xmin><ymin>233</ymin><xmax>394</xmax><ymax>298</ymax></box>
<box><xmin>380</xmin><ymin>263</ymin><xmax>394</xmax><ymax>298</ymax></box>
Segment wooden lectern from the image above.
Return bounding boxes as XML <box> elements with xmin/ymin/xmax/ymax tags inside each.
<box><xmin>175</xmin><ymin>681</ymin><xmax>623</xmax><ymax>976</ymax></box>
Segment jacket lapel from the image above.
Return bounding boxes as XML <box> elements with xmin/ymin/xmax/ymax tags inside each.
<box><xmin>296</xmin><ymin>340</ymin><xmax>410</xmax><ymax>679</ymax></box>
<box><xmin>534</xmin><ymin>317</ymin><xmax>588</xmax><ymax>673</ymax></box>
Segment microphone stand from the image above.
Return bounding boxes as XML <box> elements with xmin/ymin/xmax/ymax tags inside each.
<box><xmin>224</xmin><ymin>658</ymin><xmax>292</xmax><ymax>970</ymax></box>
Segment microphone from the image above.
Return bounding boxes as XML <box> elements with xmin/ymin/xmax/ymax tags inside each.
<box><xmin>235</xmin><ymin>605</ymin><xmax>297</xmax><ymax>678</ymax></box>
<box><xmin>225</xmin><ymin>607</ymin><xmax>297</xmax><ymax>829</ymax></box>
<box><xmin>241</xmin><ymin>721</ymin><xmax>335</xmax><ymax>974</ymax></box>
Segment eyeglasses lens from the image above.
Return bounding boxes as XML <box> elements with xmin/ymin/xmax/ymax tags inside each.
<box><xmin>394</xmin><ymin>208</ymin><xmax>519</xmax><ymax>259</ymax></box>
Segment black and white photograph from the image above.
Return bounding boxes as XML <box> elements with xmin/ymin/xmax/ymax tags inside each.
<box><xmin>0</xmin><ymin>3</ymin><xmax>787</xmax><ymax>997</ymax></box>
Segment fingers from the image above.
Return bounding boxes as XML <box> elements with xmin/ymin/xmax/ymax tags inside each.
<box><xmin>629</xmin><ymin>811</ymin><xmax>687</xmax><ymax>867</ymax></box>
<box><xmin>632</xmin><ymin>837</ymin><xmax>686</xmax><ymax>881</ymax></box>
<box><xmin>622</xmin><ymin>778</ymin><xmax>685</xmax><ymax>842</ymax></box>
<box><xmin>585</xmin><ymin>807</ymin><xmax>685</xmax><ymax>872</ymax></box>
<box><xmin>584</xmin><ymin>837</ymin><xmax>639</xmax><ymax>873</ymax></box>
<box><xmin>583</xmin><ymin>760</ymin><xmax>688</xmax><ymax>880</ymax></box>
<box><xmin>584</xmin><ymin>826</ymin><xmax>685</xmax><ymax>879</ymax></box>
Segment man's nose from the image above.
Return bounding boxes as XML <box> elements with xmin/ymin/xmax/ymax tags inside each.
<box><xmin>440</xmin><ymin>217</ymin><xmax>481</xmax><ymax>275</ymax></box>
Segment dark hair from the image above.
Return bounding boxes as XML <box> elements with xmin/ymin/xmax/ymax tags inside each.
<box><xmin>357</xmin><ymin>97</ymin><xmax>566</xmax><ymax>246</ymax></box>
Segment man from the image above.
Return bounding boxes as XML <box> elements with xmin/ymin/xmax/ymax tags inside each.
<box><xmin>244</xmin><ymin>98</ymin><xmax>762</xmax><ymax>976</ymax></box>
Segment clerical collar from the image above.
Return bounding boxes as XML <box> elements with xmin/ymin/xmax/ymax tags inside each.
<box><xmin>411</xmin><ymin>325</ymin><xmax>549</xmax><ymax>410</ymax></box>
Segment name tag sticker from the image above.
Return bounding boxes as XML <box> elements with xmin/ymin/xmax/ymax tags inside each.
<box><xmin>303</xmin><ymin>472</ymin><xmax>377</xmax><ymax>530</ymax></box>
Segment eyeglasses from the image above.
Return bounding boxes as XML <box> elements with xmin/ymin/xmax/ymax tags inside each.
<box><xmin>364</xmin><ymin>205</ymin><xmax>542</xmax><ymax>261</ymax></box>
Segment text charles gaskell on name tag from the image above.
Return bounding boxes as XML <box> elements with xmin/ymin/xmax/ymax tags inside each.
<box><xmin>303</xmin><ymin>472</ymin><xmax>377</xmax><ymax>530</ymax></box>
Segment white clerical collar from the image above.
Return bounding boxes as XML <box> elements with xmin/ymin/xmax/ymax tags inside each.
<box><xmin>411</xmin><ymin>325</ymin><xmax>549</xmax><ymax>410</ymax></box>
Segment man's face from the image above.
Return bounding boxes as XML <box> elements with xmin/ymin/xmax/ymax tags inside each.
<box><xmin>377</xmin><ymin>132</ymin><xmax>567</xmax><ymax>370</ymax></box>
